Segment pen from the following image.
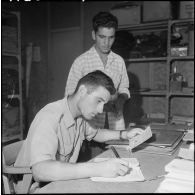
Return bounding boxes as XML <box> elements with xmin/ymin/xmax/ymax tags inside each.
<box><xmin>110</xmin><ymin>146</ymin><xmax>120</xmax><ymax>158</ymax></box>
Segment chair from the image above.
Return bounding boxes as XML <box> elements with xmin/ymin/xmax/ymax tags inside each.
<box><xmin>2</xmin><ymin>140</ymin><xmax>33</xmax><ymax>194</ymax></box>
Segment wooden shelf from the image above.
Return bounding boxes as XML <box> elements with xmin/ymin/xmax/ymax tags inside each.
<box><xmin>118</xmin><ymin>20</ymin><xmax>168</xmax><ymax>31</ymax></box>
<box><xmin>119</xmin><ymin>18</ymin><xmax>194</xmax><ymax>124</ymax></box>
<box><xmin>2</xmin><ymin>11</ymin><xmax>23</xmax><ymax>142</ymax></box>
<box><xmin>131</xmin><ymin>90</ymin><xmax>167</xmax><ymax>96</ymax></box>
<box><xmin>125</xmin><ymin>57</ymin><xmax>167</xmax><ymax>62</ymax></box>
<box><xmin>170</xmin><ymin>18</ymin><xmax>194</xmax><ymax>25</ymax></box>
<box><xmin>169</xmin><ymin>92</ymin><xmax>194</xmax><ymax>97</ymax></box>
<box><xmin>170</xmin><ymin>56</ymin><xmax>194</xmax><ymax>61</ymax></box>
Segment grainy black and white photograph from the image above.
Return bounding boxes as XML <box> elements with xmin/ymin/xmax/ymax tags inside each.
<box><xmin>1</xmin><ymin>0</ymin><xmax>194</xmax><ymax>193</ymax></box>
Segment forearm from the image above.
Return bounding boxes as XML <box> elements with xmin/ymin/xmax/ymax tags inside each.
<box><xmin>93</xmin><ymin>129</ymin><xmax>120</xmax><ymax>142</ymax></box>
<box><xmin>32</xmin><ymin>160</ymin><xmax>102</xmax><ymax>182</ymax></box>
<box><xmin>93</xmin><ymin>129</ymin><xmax>129</xmax><ymax>143</ymax></box>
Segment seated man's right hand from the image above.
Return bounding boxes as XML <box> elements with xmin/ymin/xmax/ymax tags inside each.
<box><xmin>97</xmin><ymin>158</ymin><xmax>130</xmax><ymax>178</ymax></box>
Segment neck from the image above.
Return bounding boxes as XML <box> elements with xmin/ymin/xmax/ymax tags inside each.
<box><xmin>94</xmin><ymin>45</ymin><xmax>109</xmax><ymax>58</ymax></box>
<box><xmin>67</xmin><ymin>95</ymin><xmax>81</xmax><ymax>119</ymax></box>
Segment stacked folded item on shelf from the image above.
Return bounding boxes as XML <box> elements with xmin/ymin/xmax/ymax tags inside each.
<box><xmin>155</xmin><ymin>159</ymin><xmax>194</xmax><ymax>193</ymax></box>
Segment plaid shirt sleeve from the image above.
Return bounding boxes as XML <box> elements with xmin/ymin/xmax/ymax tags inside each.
<box><xmin>118</xmin><ymin>59</ymin><xmax>130</xmax><ymax>98</ymax></box>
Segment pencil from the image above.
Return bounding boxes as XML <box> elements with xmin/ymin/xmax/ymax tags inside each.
<box><xmin>110</xmin><ymin>146</ymin><xmax>120</xmax><ymax>158</ymax></box>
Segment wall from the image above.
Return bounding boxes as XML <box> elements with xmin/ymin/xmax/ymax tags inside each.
<box><xmin>47</xmin><ymin>2</ymin><xmax>82</xmax><ymax>102</ymax></box>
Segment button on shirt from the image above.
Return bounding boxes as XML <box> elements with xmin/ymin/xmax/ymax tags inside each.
<box><xmin>15</xmin><ymin>97</ymin><xmax>98</xmax><ymax>167</ymax></box>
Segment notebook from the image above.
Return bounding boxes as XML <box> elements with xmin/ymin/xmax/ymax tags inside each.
<box><xmin>144</xmin><ymin>129</ymin><xmax>185</xmax><ymax>146</ymax></box>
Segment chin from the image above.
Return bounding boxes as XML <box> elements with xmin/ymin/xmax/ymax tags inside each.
<box><xmin>83</xmin><ymin>115</ymin><xmax>92</xmax><ymax>121</ymax></box>
<box><xmin>102</xmin><ymin>50</ymin><xmax>110</xmax><ymax>54</ymax></box>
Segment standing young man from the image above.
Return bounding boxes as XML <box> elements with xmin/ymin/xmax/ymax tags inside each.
<box><xmin>15</xmin><ymin>71</ymin><xmax>143</xmax><ymax>184</ymax></box>
<box><xmin>65</xmin><ymin>11</ymin><xmax>130</xmax><ymax>130</ymax></box>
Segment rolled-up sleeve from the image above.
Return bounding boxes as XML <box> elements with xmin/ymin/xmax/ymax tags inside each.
<box><xmin>118</xmin><ymin>60</ymin><xmax>130</xmax><ymax>98</ymax></box>
<box><xmin>30</xmin><ymin>119</ymin><xmax>58</xmax><ymax>166</ymax></box>
<box><xmin>65</xmin><ymin>58</ymin><xmax>83</xmax><ymax>96</ymax></box>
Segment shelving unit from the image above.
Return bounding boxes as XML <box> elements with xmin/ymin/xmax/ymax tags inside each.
<box><xmin>2</xmin><ymin>11</ymin><xmax>24</xmax><ymax>143</ymax></box>
<box><xmin>114</xmin><ymin>19</ymin><xmax>194</xmax><ymax>124</ymax></box>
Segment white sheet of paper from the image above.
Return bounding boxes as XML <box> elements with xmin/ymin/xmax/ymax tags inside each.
<box><xmin>90</xmin><ymin>158</ymin><xmax>145</xmax><ymax>182</ymax></box>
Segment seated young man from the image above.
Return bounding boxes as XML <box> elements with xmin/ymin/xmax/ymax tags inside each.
<box><xmin>15</xmin><ymin>70</ymin><xmax>143</xmax><ymax>183</ymax></box>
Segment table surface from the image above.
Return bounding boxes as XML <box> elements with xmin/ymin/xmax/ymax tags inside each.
<box><xmin>35</xmin><ymin>144</ymin><xmax>181</xmax><ymax>193</ymax></box>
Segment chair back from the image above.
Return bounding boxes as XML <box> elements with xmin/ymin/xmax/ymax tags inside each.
<box><xmin>2</xmin><ymin>140</ymin><xmax>33</xmax><ymax>194</ymax></box>
<box><xmin>3</xmin><ymin>140</ymin><xmax>24</xmax><ymax>166</ymax></box>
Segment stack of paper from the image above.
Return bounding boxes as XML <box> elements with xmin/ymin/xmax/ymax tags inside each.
<box><xmin>156</xmin><ymin>159</ymin><xmax>194</xmax><ymax>193</ymax></box>
<box><xmin>90</xmin><ymin>158</ymin><xmax>145</xmax><ymax>182</ymax></box>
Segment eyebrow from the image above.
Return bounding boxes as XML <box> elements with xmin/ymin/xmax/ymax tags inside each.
<box><xmin>97</xmin><ymin>97</ymin><xmax>106</xmax><ymax>102</ymax></box>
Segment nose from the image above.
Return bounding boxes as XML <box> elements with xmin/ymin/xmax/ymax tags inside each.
<box><xmin>104</xmin><ymin>38</ymin><xmax>109</xmax><ymax>46</ymax></box>
<box><xmin>97</xmin><ymin>104</ymin><xmax>104</xmax><ymax>114</ymax></box>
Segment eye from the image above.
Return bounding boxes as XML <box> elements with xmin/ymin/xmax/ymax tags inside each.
<box><xmin>99</xmin><ymin>35</ymin><xmax>105</xmax><ymax>39</ymax></box>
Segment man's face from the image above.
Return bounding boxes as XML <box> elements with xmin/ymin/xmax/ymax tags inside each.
<box><xmin>92</xmin><ymin>27</ymin><xmax>115</xmax><ymax>54</ymax></box>
<box><xmin>78</xmin><ymin>86</ymin><xmax>110</xmax><ymax>120</ymax></box>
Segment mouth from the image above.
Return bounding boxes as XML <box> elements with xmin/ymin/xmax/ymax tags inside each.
<box><xmin>103</xmin><ymin>47</ymin><xmax>109</xmax><ymax>51</ymax></box>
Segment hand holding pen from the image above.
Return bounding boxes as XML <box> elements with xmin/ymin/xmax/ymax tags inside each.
<box><xmin>110</xmin><ymin>146</ymin><xmax>132</xmax><ymax>175</ymax></box>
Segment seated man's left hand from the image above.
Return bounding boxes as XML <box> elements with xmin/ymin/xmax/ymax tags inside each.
<box><xmin>126</xmin><ymin>128</ymin><xmax>144</xmax><ymax>139</ymax></box>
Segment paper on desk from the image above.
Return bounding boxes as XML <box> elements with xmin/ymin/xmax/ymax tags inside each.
<box><xmin>90</xmin><ymin>158</ymin><xmax>145</xmax><ymax>182</ymax></box>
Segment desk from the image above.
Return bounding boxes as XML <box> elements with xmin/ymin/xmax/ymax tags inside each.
<box><xmin>35</xmin><ymin>146</ymin><xmax>178</xmax><ymax>193</ymax></box>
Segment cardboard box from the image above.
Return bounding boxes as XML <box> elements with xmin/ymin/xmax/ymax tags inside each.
<box><xmin>110</xmin><ymin>5</ymin><xmax>141</xmax><ymax>26</ymax></box>
<box><xmin>180</xmin><ymin>1</ymin><xmax>194</xmax><ymax>19</ymax></box>
<box><xmin>143</xmin><ymin>1</ymin><xmax>171</xmax><ymax>22</ymax></box>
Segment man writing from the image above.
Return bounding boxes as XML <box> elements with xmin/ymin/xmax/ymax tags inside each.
<box><xmin>15</xmin><ymin>71</ymin><xmax>143</xmax><ymax>183</ymax></box>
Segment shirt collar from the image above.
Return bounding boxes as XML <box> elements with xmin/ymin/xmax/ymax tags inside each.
<box><xmin>63</xmin><ymin>96</ymin><xmax>75</xmax><ymax>128</ymax></box>
<box><xmin>90</xmin><ymin>45</ymin><xmax>114</xmax><ymax>60</ymax></box>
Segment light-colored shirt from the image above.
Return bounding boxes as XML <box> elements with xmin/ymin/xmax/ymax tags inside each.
<box><xmin>65</xmin><ymin>46</ymin><xmax>130</xmax><ymax>98</ymax></box>
<box><xmin>15</xmin><ymin>97</ymin><xmax>98</xmax><ymax>167</ymax></box>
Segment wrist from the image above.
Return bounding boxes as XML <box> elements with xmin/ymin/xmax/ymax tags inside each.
<box><xmin>119</xmin><ymin>130</ymin><xmax>127</xmax><ymax>140</ymax></box>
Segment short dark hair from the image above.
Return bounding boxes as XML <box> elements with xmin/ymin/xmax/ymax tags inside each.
<box><xmin>92</xmin><ymin>11</ymin><xmax>118</xmax><ymax>32</ymax></box>
<box><xmin>74</xmin><ymin>70</ymin><xmax>116</xmax><ymax>95</ymax></box>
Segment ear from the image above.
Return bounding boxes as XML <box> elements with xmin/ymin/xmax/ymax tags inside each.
<box><xmin>78</xmin><ymin>84</ymin><xmax>87</xmax><ymax>97</ymax></box>
<box><xmin>92</xmin><ymin>30</ymin><xmax>96</xmax><ymax>41</ymax></box>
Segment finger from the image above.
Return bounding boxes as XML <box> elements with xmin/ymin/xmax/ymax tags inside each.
<box><xmin>117</xmin><ymin>169</ymin><xmax>127</xmax><ymax>176</ymax></box>
<box><xmin>133</xmin><ymin>128</ymin><xmax>144</xmax><ymax>133</ymax></box>
<box><xmin>119</xmin><ymin>164</ymin><xmax>131</xmax><ymax>175</ymax></box>
<box><xmin>116</xmin><ymin>159</ymin><xmax>129</xmax><ymax>167</ymax></box>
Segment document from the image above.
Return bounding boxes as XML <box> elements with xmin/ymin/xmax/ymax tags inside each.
<box><xmin>90</xmin><ymin>158</ymin><xmax>145</xmax><ymax>182</ymax></box>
